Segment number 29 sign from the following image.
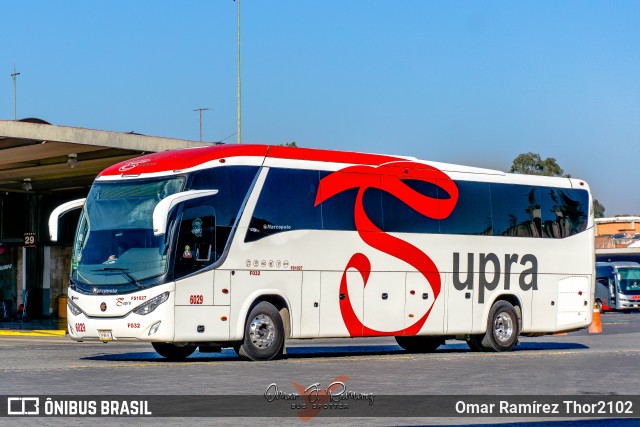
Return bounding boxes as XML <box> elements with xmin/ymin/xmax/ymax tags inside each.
<box><xmin>23</xmin><ymin>232</ymin><xmax>36</xmax><ymax>248</ymax></box>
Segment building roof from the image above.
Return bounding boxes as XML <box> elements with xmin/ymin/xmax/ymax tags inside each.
<box><xmin>595</xmin><ymin>216</ymin><xmax>640</xmax><ymax>223</ymax></box>
<box><xmin>0</xmin><ymin>119</ymin><xmax>199</xmax><ymax>193</ymax></box>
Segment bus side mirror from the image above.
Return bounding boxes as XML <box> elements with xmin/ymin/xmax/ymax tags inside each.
<box><xmin>152</xmin><ymin>190</ymin><xmax>218</xmax><ymax>236</ymax></box>
<box><xmin>48</xmin><ymin>198</ymin><xmax>86</xmax><ymax>242</ymax></box>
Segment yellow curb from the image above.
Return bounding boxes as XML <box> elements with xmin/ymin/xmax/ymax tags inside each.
<box><xmin>0</xmin><ymin>329</ymin><xmax>67</xmax><ymax>337</ymax></box>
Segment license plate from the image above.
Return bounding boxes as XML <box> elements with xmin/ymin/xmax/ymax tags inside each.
<box><xmin>98</xmin><ymin>330</ymin><xmax>113</xmax><ymax>341</ymax></box>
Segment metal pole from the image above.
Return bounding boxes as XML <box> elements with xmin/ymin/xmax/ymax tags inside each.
<box><xmin>11</xmin><ymin>65</ymin><xmax>20</xmax><ymax>121</ymax></box>
<box><xmin>237</xmin><ymin>0</ymin><xmax>241</xmax><ymax>144</ymax></box>
<box><xmin>194</xmin><ymin>108</ymin><xmax>210</xmax><ymax>143</ymax></box>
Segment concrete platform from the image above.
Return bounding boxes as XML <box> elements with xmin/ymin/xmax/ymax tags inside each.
<box><xmin>0</xmin><ymin>318</ymin><xmax>67</xmax><ymax>336</ymax></box>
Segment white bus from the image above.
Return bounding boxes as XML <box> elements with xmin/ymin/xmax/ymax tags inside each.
<box><xmin>49</xmin><ymin>144</ymin><xmax>595</xmax><ymax>361</ymax></box>
<box><xmin>595</xmin><ymin>261</ymin><xmax>640</xmax><ymax>312</ymax></box>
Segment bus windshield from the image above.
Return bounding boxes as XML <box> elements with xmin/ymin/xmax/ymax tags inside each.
<box><xmin>71</xmin><ymin>177</ymin><xmax>185</xmax><ymax>286</ymax></box>
<box><xmin>618</xmin><ymin>268</ymin><xmax>640</xmax><ymax>295</ymax></box>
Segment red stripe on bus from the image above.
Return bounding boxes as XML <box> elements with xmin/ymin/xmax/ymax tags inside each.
<box><xmin>99</xmin><ymin>144</ymin><xmax>403</xmax><ymax>176</ymax></box>
<box><xmin>99</xmin><ymin>145</ymin><xmax>268</xmax><ymax>176</ymax></box>
<box><xmin>317</xmin><ymin>161</ymin><xmax>459</xmax><ymax>336</ymax></box>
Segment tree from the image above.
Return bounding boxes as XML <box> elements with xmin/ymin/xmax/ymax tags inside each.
<box><xmin>510</xmin><ymin>152</ymin><xmax>607</xmax><ymax>216</ymax></box>
<box><xmin>510</xmin><ymin>152</ymin><xmax>568</xmax><ymax>177</ymax></box>
<box><xmin>593</xmin><ymin>199</ymin><xmax>605</xmax><ymax>218</ymax></box>
<box><xmin>281</xmin><ymin>141</ymin><xmax>297</xmax><ymax>148</ymax></box>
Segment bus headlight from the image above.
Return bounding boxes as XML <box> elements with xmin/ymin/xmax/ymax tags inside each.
<box><xmin>68</xmin><ymin>298</ymin><xmax>83</xmax><ymax>316</ymax></box>
<box><xmin>133</xmin><ymin>292</ymin><xmax>169</xmax><ymax>315</ymax></box>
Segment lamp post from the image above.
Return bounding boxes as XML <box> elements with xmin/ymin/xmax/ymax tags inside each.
<box><xmin>194</xmin><ymin>108</ymin><xmax>210</xmax><ymax>143</ymax></box>
<box><xmin>11</xmin><ymin>65</ymin><xmax>20</xmax><ymax>120</ymax></box>
<box><xmin>237</xmin><ymin>0</ymin><xmax>241</xmax><ymax>144</ymax></box>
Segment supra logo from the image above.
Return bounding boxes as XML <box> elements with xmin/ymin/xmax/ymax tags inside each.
<box><xmin>453</xmin><ymin>252</ymin><xmax>539</xmax><ymax>304</ymax></box>
<box><xmin>7</xmin><ymin>397</ymin><xmax>40</xmax><ymax>415</ymax></box>
<box><xmin>116</xmin><ymin>297</ymin><xmax>131</xmax><ymax>307</ymax></box>
<box><xmin>100</xmin><ymin>302</ymin><xmax>107</xmax><ymax>312</ymax></box>
<box><xmin>118</xmin><ymin>159</ymin><xmax>150</xmax><ymax>172</ymax></box>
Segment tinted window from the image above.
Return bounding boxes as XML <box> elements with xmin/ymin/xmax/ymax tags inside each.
<box><xmin>317</xmin><ymin>171</ymin><xmax>383</xmax><ymax>232</ymax></box>
<box><xmin>355</xmin><ymin>188</ymin><xmax>385</xmax><ymax>231</ymax></box>
<box><xmin>174</xmin><ymin>198</ymin><xmax>216</xmax><ymax>280</ymax></box>
<box><xmin>539</xmin><ymin>187</ymin><xmax>589</xmax><ymax>238</ymax></box>
<box><xmin>382</xmin><ymin>185</ymin><xmax>439</xmax><ymax>233</ymax></box>
<box><xmin>246</xmin><ymin>169</ymin><xmax>589</xmax><ymax>242</ymax></box>
<box><xmin>246</xmin><ymin>169</ymin><xmax>321</xmax><ymax>242</ymax></box>
<box><xmin>190</xmin><ymin>166</ymin><xmax>259</xmax><ymax>227</ymax></box>
<box><xmin>190</xmin><ymin>165</ymin><xmax>259</xmax><ymax>253</ymax></box>
<box><xmin>491</xmin><ymin>184</ymin><xmax>541</xmax><ymax>237</ymax></box>
<box><xmin>441</xmin><ymin>181</ymin><xmax>492</xmax><ymax>235</ymax></box>
<box><xmin>319</xmin><ymin>187</ymin><xmax>358</xmax><ymax>231</ymax></box>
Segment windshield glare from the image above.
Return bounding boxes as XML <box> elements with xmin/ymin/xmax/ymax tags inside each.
<box><xmin>618</xmin><ymin>268</ymin><xmax>640</xmax><ymax>295</ymax></box>
<box><xmin>71</xmin><ymin>178</ymin><xmax>184</xmax><ymax>285</ymax></box>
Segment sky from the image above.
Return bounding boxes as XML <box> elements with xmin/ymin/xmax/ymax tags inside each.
<box><xmin>2</xmin><ymin>1</ymin><xmax>639</xmax><ymax>215</ymax></box>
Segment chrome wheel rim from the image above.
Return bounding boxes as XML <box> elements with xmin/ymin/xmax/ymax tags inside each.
<box><xmin>494</xmin><ymin>312</ymin><xmax>514</xmax><ymax>343</ymax></box>
<box><xmin>249</xmin><ymin>314</ymin><xmax>275</xmax><ymax>349</ymax></box>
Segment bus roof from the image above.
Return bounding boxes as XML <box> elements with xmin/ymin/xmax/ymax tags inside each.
<box><xmin>96</xmin><ymin>144</ymin><xmax>587</xmax><ymax>191</ymax></box>
<box><xmin>596</xmin><ymin>261</ymin><xmax>640</xmax><ymax>269</ymax></box>
<box><xmin>98</xmin><ymin>144</ymin><xmax>408</xmax><ymax>177</ymax></box>
<box><xmin>97</xmin><ymin>143</ymin><xmax>515</xmax><ymax>177</ymax></box>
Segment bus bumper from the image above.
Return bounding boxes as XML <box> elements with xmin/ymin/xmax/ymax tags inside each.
<box><xmin>67</xmin><ymin>292</ymin><xmax>175</xmax><ymax>342</ymax></box>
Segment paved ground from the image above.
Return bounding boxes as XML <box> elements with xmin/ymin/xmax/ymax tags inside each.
<box><xmin>0</xmin><ymin>311</ymin><xmax>638</xmax><ymax>426</ymax></box>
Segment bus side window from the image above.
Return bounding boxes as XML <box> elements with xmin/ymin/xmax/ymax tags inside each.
<box><xmin>246</xmin><ymin>168</ymin><xmax>321</xmax><ymax>242</ymax></box>
<box><xmin>491</xmin><ymin>184</ymin><xmax>542</xmax><ymax>238</ymax></box>
<box><xmin>174</xmin><ymin>199</ymin><xmax>216</xmax><ymax>280</ymax></box>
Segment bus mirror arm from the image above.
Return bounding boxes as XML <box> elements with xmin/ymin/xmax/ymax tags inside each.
<box><xmin>153</xmin><ymin>190</ymin><xmax>219</xmax><ymax>236</ymax></box>
<box><xmin>48</xmin><ymin>198</ymin><xmax>86</xmax><ymax>242</ymax></box>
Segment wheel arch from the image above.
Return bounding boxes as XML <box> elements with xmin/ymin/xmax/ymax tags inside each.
<box><xmin>482</xmin><ymin>293</ymin><xmax>523</xmax><ymax>332</ymax></box>
<box><xmin>233</xmin><ymin>290</ymin><xmax>293</xmax><ymax>341</ymax></box>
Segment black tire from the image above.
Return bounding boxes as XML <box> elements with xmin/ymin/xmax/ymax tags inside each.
<box><xmin>237</xmin><ymin>301</ymin><xmax>285</xmax><ymax>361</ymax></box>
<box><xmin>395</xmin><ymin>335</ymin><xmax>443</xmax><ymax>353</ymax></box>
<box><xmin>466</xmin><ymin>334</ymin><xmax>486</xmax><ymax>352</ymax></box>
<box><xmin>477</xmin><ymin>300</ymin><xmax>520</xmax><ymax>352</ymax></box>
<box><xmin>152</xmin><ymin>342</ymin><xmax>197</xmax><ymax>360</ymax></box>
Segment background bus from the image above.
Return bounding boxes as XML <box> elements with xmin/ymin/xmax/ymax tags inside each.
<box><xmin>595</xmin><ymin>261</ymin><xmax>640</xmax><ymax>312</ymax></box>
<box><xmin>596</xmin><ymin>247</ymin><xmax>640</xmax><ymax>264</ymax></box>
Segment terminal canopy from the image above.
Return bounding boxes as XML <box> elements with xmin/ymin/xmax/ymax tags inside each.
<box><xmin>0</xmin><ymin>119</ymin><xmax>199</xmax><ymax>194</ymax></box>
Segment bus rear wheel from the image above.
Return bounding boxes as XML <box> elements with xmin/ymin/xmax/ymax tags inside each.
<box><xmin>152</xmin><ymin>342</ymin><xmax>197</xmax><ymax>360</ymax></box>
<box><xmin>237</xmin><ymin>301</ymin><xmax>285</xmax><ymax>361</ymax></box>
<box><xmin>476</xmin><ymin>300</ymin><xmax>520</xmax><ymax>352</ymax></box>
<box><xmin>395</xmin><ymin>336</ymin><xmax>443</xmax><ymax>353</ymax></box>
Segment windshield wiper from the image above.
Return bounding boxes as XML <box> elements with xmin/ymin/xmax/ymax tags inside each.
<box><xmin>92</xmin><ymin>267</ymin><xmax>146</xmax><ymax>289</ymax></box>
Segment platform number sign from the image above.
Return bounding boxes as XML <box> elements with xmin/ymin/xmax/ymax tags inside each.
<box><xmin>24</xmin><ymin>232</ymin><xmax>36</xmax><ymax>248</ymax></box>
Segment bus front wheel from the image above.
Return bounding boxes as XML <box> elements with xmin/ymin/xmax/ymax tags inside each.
<box><xmin>237</xmin><ymin>301</ymin><xmax>285</xmax><ymax>361</ymax></box>
<box><xmin>476</xmin><ymin>300</ymin><xmax>520</xmax><ymax>352</ymax></box>
<box><xmin>152</xmin><ymin>342</ymin><xmax>197</xmax><ymax>360</ymax></box>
